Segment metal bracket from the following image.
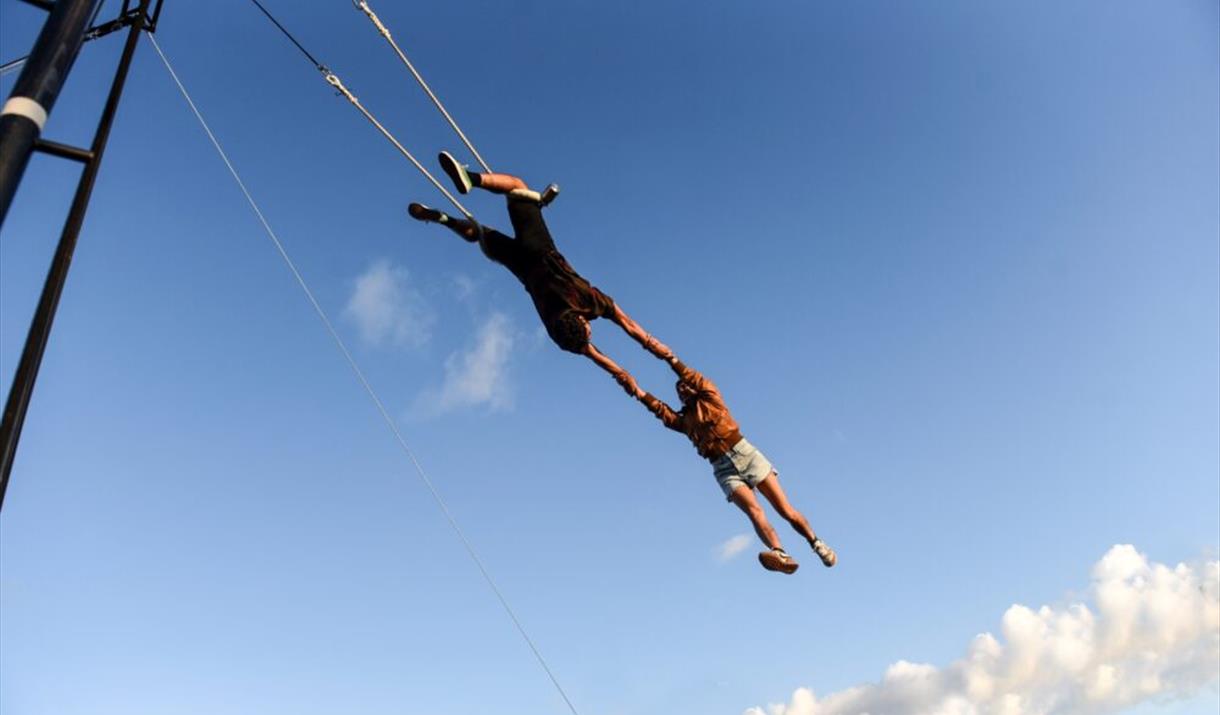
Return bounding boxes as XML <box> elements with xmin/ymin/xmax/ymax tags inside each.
<box><xmin>33</xmin><ymin>138</ymin><xmax>94</xmax><ymax>163</ymax></box>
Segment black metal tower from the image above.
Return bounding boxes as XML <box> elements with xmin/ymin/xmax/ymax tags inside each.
<box><xmin>0</xmin><ymin>0</ymin><xmax>166</xmax><ymax>511</ymax></box>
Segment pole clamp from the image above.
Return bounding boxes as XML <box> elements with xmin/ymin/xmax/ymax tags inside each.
<box><xmin>1</xmin><ymin>97</ymin><xmax>49</xmax><ymax>131</ymax></box>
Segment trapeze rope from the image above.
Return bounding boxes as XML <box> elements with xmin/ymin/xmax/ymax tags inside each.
<box><xmin>247</xmin><ymin>0</ymin><xmax>477</xmax><ymax>223</ymax></box>
<box><xmin>146</xmin><ymin>33</ymin><xmax>581</xmax><ymax>715</ymax></box>
<box><xmin>351</xmin><ymin>0</ymin><xmax>493</xmax><ymax>173</ymax></box>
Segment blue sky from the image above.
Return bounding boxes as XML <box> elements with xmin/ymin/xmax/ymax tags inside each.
<box><xmin>1</xmin><ymin>1</ymin><xmax>1217</xmax><ymax>714</ymax></box>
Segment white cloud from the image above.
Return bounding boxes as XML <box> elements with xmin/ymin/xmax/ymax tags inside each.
<box><xmin>416</xmin><ymin>312</ymin><xmax>516</xmax><ymax>414</ymax></box>
<box><xmin>746</xmin><ymin>545</ymin><xmax>1220</xmax><ymax>715</ymax></box>
<box><xmin>452</xmin><ymin>273</ymin><xmax>477</xmax><ymax>303</ymax></box>
<box><xmin>718</xmin><ymin>534</ymin><xmax>754</xmax><ymax>562</ymax></box>
<box><xmin>344</xmin><ymin>259</ymin><xmax>434</xmax><ymax>350</ymax></box>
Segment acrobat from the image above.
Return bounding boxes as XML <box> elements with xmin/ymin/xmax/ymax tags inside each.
<box><xmin>621</xmin><ymin>356</ymin><xmax>837</xmax><ymax>574</ymax></box>
<box><xmin>408</xmin><ymin>151</ymin><xmax>672</xmax><ymax>388</ymax></box>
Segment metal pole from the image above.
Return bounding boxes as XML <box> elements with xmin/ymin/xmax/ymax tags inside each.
<box><xmin>0</xmin><ymin>0</ymin><xmax>104</xmax><ymax>227</ymax></box>
<box><xmin>17</xmin><ymin>0</ymin><xmax>56</xmax><ymax>12</ymax></box>
<box><xmin>0</xmin><ymin>0</ymin><xmax>154</xmax><ymax>511</ymax></box>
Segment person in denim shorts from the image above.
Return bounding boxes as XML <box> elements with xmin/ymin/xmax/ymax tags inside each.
<box><xmin>623</xmin><ymin>356</ymin><xmax>837</xmax><ymax>575</ymax></box>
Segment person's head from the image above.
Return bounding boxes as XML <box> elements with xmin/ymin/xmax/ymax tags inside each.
<box><xmin>675</xmin><ymin>378</ymin><xmax>698</xmax><ymax>405</ymax></box>
<box><xmin>553</xmin><ymin>311</ymin><xmax>592</xmax><ymax>354</ymax></box>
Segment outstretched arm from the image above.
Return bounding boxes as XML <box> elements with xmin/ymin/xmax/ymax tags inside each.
<box><xmin>585</xmin><ymin>343</ymin><xmax>682</xmax><ymax>430</ymax></box>
<box><xmin>665</xmin><ymin>357</ymin><xmax>720</xmax><ymax>399</ymax></box>
<box><xmin>636</xmin><ymin>390</ymin><xmax>682</xmax><ymax>431</ymax></box>
<box><xmin>609</xmin><ymin>305</ymin><xmax>674</xmax><ymax>362</ymax></box>
<box><xmin>585</xmin><ymin>343</ymin><xmax>641</xmax><ymax>397</ymax></box>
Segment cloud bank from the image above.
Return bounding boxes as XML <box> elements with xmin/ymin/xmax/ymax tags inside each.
<box><xmin>747</xmin><ymin>545</ymin><xmax>1220</xmax><ymax>715</ymax></box>
<box><xmin>415</xmin><ymin>311</ymin><xmax>516</xmax><ymax>414</ymax></box>
<box><xmin>344</xmin><ymin>259</ymin><xmax>434</xmax><ymax>350</ymax></box>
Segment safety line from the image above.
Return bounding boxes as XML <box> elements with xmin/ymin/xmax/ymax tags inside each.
<box><xmin>352</xmin><ymin>0</ymin><xmax>492</xmax><ymax>173</ymax></box>
<box><xmin>146</xmin><ymin>34</ymin><xmax>581</xmax><ymax>715</ymax></box>
<box><xmin>87</xmin><ymin>0</ymin><xmax>109</xmax><ymax>36</ymax></box>
<box><xmin>0</xmin><ymin>57</ymin><xmax>26</xmax><ymax>78</ymax></box>
<box><xmin>248</xmin><ymin>0</ymin><xmax>324</xmax><ymax>70</ymax></box>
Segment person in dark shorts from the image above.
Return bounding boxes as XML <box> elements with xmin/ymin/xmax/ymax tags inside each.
<box><xmin>408</xmin><ymin>151</ymin><xmax>673</xmax><ymax>384</ymax></box>
<box><xmin>624</xmin><ymin>356</ymin><xmax>838</xmax><ymax>575</ymax></box>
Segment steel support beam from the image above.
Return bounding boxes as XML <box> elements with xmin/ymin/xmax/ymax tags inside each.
<box><xmin>33</xmin><ymin>138</ymin><xmax>94</xmax><ymax>163</ymax></box>
<box><xmin>0</xmin><ymin>0</ymin><xmax>155</xmax><ymax>510</ymax></box>
<box><xmin>0</xmin><ymin>0</ymin><xmax>104</xmax><ymax>226</ymax></box>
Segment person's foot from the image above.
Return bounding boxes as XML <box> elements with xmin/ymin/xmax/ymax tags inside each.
<box><xmin>758</xmin><ymin>548</ymin><xmax>799</xmax><ymax>574</ymax></box>
<box><xmin>811</xmin><ymin>538</ymin><xmax>837</xmax><ymax>567</ymax></box>
<box><xmin>408</xmin><ymin>202</ymin><xmax>445</xmax><ymax>222</ymax></box>
<box><xmin>539</xmin><ymin>183</ymin><xmax>561</xmax><ymax>207</ymax></box>
<box><xmin>438</xmin><ymin>151</ymin><xmax>474</xmax><ymax>194</ymax></box>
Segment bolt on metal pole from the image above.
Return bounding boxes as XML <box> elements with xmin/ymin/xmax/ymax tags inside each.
<box><xmin>0</xmin><ymin>0</ymin><xmax>154</xmax><ymax>511</ymax></box>
<box><xmin>0</xmin><ymin>0</ymin><xmax>104</xmax><ymax>227</ymax></box>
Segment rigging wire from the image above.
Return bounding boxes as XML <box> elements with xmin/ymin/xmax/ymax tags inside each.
<box><xmin>0</xmin><ymin>57</ymin><xmax>26</xmax><ymax>78</ymax></box>
<box><xmin>1</xmin><ymin>0</ymin><xmax>108</xmax><ymax>79</ymax></box>
<box><xmin>247</xmin><ymin>0</ymin><xmax>324</xmax><ymax>70</ymax></box>
<box><xmin>88</xmin><ymin>0</ymin><xmax>108</xmax><ymax>34</ymax></box>
<box><xmin>246</xmin><ymin>0</ymin><xmax>477</xmax><ymax>223</ymax></box>
<box><xmin>146</xmin><ymin>33</ymin><xmax>581</xmax><ymax>715</ymax></box>
<box><xmin>322</xmin><ymin>72</ymin><xmax>476</xmax><ymax>223</ymax></box>
<box><xmin>351</xmin><ymin>0</ymin><xmax>492</xmax><ymax>173</ymax></box>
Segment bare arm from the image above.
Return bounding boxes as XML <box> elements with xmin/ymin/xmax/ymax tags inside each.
<box><xmin>610</xmin><ymin>305</ymin><xmax>674</xmax><ymax>362</ymax></box>
<box><xmin>586</xmin><ymin>343</ymin><xmax>683</xmax><ymax>431</ymax></box>
<box><xmin>585</xmin><ymin>343</ymin><xmax>640</xmax><ymax>397</ymax></box>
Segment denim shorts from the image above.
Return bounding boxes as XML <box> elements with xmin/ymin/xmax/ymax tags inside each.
<box><xmin>711</xmin><ymin>437</ymin><xmax>775</xmax><ymax>501</ymax></box>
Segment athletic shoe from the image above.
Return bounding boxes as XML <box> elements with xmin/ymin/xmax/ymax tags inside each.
<box><xmin>408</xmin><ymin>202</ymin><xmax>445</xmax><ymax>222</ymax></box>
<box><xmin>539</xmin><ymin>183</ymin><xmax>561</xmax><ymax>207</ymax></box>
<box><xmin>438</xmin><ymin>151</ymin><xmax>473</xmax><ymax>194</ymax></box>
<box><xmin>758</xmin><ymin>548</ymin><xmax>799</xmax><ymax>574</ymax></box>
<box><xmin>812</xmin><ymin>538</ymin><xmax>837</xmax><ymax>568</ymax></box>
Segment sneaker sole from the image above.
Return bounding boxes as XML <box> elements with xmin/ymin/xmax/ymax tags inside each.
<box><xmin>758</xmin><ymin>551</ymin><xmax>799</xmax><ymax>574</ymax></box>
<box><xmin>407</xmin><ymin>204</ymin><xmax>442</xmax><ymax>222</ymax></box>
<box><xmin>438</xmin><ymin>151</ymin><xmax>472</xmax><ymax>194</ymax></box>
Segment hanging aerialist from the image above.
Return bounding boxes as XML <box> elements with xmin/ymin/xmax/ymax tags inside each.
<box><xmin>408</xmin><ymin>151</ymin><xmax>673</xmax><ymax>384</ymax></box>
<box><xmin>620</xmin><ymin>357</ymin><xmax>837</xmax><ymax>575</ymax></box>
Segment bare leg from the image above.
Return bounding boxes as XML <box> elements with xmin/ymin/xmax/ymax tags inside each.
<box><xmin>730</xmin><ymin>485</ymin><xmax>783</xmax><ymax>551</ymax></box>
<box><xmin>609</xmin><ymin>305</ymin><xmax>674</xmax><ymax>361</ymax></box>
<box><xmin>474</xmin><ymin>172</ymin><xmax>529</xmax><ymax>194</ymax></box>
<box><xmin>476</xmin><ymin>174</ymin><xmax>550</xmax><ymax>203</ymax></box>
<box><xmin>439</xmin><ymin>153</ymin><xmax>550</xmax><ymax>203</ymax></box>
<box><xmin>756</xmin><ymin>472</ymin><xmax>819</xmax><ymax>547</ymax></box>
